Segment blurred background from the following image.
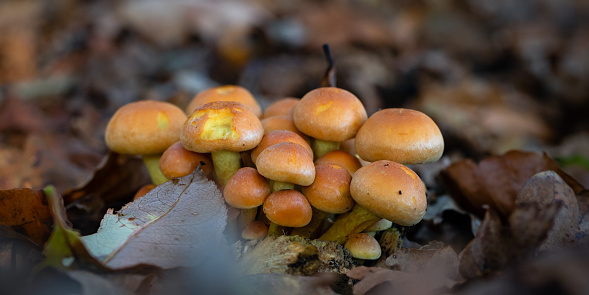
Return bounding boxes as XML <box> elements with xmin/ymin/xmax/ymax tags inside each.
<box><xmin>1</xmin><ymin>0</ymin><xmax>588</xmax><ymax>193</ymax></box>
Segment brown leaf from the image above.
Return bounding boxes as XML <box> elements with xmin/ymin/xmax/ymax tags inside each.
<box><xmin>0</xmin><ymin>225</ymin><xmax>43</xmax><ymax>293</ymax></box>
<box><xmin>441</xmin><ymin>150</ymin><xmax>584</xmax><ymax>218</ymax></box>
<box><xmin>81</xmin><ymin>169</ymin><xmax>227</xmax><ymax>269</ymax></box>
<box><xmin>384</xmin><ymin>246</ymin><xmax>461</xmax><ymax>281</ymax></box>
<box><xmin>347</xmin><ymin>266</ymin><xmax>454</xmax><ymax>295</ymax></box>
<box><xmin>0</xmin><ymin>188</ymin><xmax>52</xmax><ymax>246</ymax></box>
<box><xmin>515</xmin><ymin>171</ymin><xmax>581</xmax><ymax>250</ymax></box>
<box><xmin>458</xmin><ymin>170</ymin><xmax>581</xmax><ymax>279</ymax></box>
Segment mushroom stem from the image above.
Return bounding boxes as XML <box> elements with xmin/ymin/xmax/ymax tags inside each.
<box><xmin>271</xmin><ymin>181</ymin><xmax>295</xmax><ymax>192</ymax></box>
<box><xmin>237</xmin><ymin>208</ymin><xmax>258</xmax><ymax>230</ymax></box>
<box><xmin>211</xmin><ymin>150</ymin><xmax>242</xmax><ymax>186</ymax></box>
<box><xmin>312</xmin><ymin>139</ymin><xmax>340</xmax><ymax>159</ymax></box>
<box><xmin>268</xmin><ymin>222</ymin><xmax>287</xmax><ymax>236</ymax></box>
<box><xmin>143</xmin><ymin>155</ymin><xmax>168</xmax><ymax>185</ymax></box>
<box><xmin>319</xmin><ymin>205</ymin><xmax>380</xmax><ymax>244</ymax></box>
<box><xmin>290</xmin><ymin>207</ymin><xmax>327</xmax><ymax>238</ymax></box>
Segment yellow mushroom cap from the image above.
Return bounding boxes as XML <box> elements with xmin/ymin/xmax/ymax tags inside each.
<box><xmin>355</xmin><ymin>108</ymin><xmax>444</xmax><ymax>164</ymax></box>
<box><xmin>181</xmin><ymin>101</ymin><xmax>264</xmax><ymax>153</ymax></box>
<box><xmin>351</xmin><ymin>160</ymin><xmax>427</xmax><ymax>226</ymax></box>
<box><xmin>314</xmin><ymin>150</ymin><xmax>362</xmax><ymax>176</ymax></box>
<box><xmin>105</xmin><ymin>100</ymin><xmax>187</xmax><ymax>155</ymax></box>
<box><xmin>186</xmin><ymin>85</ymin><xmax>262</xmax><ymax>118</ymax></box>
<box><xmin>292</xmin><ymin>87</ymin><xmax>367</xmax><ymax>141</ymax></box>
<box><xmin>345</xmin><ymin>233</ymin><xmax>381</xmax><ymax>260</ymax></box>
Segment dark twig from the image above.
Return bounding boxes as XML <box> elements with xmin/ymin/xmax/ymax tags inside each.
<box><xmin>320</xmin><ymin>44</ymin><xmax>336</xmax><ymax>87</ymax></box>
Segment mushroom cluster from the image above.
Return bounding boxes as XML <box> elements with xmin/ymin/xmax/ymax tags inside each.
<box><xmin>104</xmin><ymin>84</ymin><xmax>444</xmax><ymax>262</ymax></box>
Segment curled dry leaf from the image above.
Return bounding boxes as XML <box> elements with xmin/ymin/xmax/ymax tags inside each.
<box><xmin>0</xmin><ymin>188</ymin><xmax>52</xmax><ymax>246</ymax></box>
<box><xmin>81</xmin><ymin>169</ymin><xmax>227</xmax><ymax>269</ymax></box>
<box><xmin>63</xmin><ymin>152</ymin><xmax>150</xmax><ymax>205</ymax></box>
<box><xmin>441</xmin><ymin>150</ymin><xmax>584</xmax><ymax>218</ymax></box>
<box><xmin>459</xmin><ymin>170</ymin><xmax>585</xmax><ymax>279</ymax></box>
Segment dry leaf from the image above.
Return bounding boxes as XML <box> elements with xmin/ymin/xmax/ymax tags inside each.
<box><xmin>0</xmin><ymin>225</ymin><xmax>43</xmax><ymax>294</ymax></box>
<box><xmin>63</xmin><ymin>152</ymin><xmax>150</xmax><ymax>205</ymax></box>
<box><xmin>347</xmin><ymin>266</ymin><xmax>452</xmax><ymax>295</ymax></box>
<box><xmin>441</xmin><ymin>151</ymin><xmax>584</xmax><ymax>218</ymax></box>
<box><xmin>81</xmin><ymin>169</ymin><xmax>227</xmax><ymax>269</ymax></box>
<box><xmin>458</xmin><ymin>170</ymin><xmax>585</xmax><ymax>279</ymax></box>
<box><xmin>0</xmin><ymin>188</ymin><xmax>52</xmax><ymax>246</ymax></box>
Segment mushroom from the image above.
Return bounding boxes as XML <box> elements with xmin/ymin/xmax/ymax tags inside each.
<box><xmin>185</xmin><ymin>85</ymin><xmax>262</xmax><ymax>118</ymax></box>
<box><xmin>255</xmin><ymin>142</ymin><xmax>315</xmax><ymax>191</ymax></box>
<box><xmin>292</xmin><ymin>87</ymin><xmax>367</xmax><ymax>159</ymax></box>
<box><xmin>354</xmin><ymin>108</ymin><xmax>444</xmax><ymax>164</ymax></box>
<box><xmin>250</xmin><ymin>130</ymin><xmax>312</xmax><ymax>165</ymax></box>
<box><xmin>181</xmin><ymin>101</ymin><xmax>263</xmax><ymax>186</ymax></box>
<box><xmin>133</xmin><ymin>184</ymin><xmax>156</xmax><ymax>201</ymax></box>
<box><xmin>363</xmin><ymin>219</ymin><xmax>393</xmax><ymax>237</ymax></box>
<box><xmin>105</xmin><ymin>100</ymin><xmax>187</xmax><ymax>184</ymax></box>
<box><xmin>263</xmin><ymin>189</ymin><xmax>313</xmax><ymax>228</ymax></box>
<box><xmin>241</xmin><ymin>221</ymin><xmax>269</xmax><ymax>240</ymax></box>
<box><xmin>291</xmin><ymin>163</ymin><xmax>354</xmax><ymax>238</ymax></box>
<box><xmin>320</xmin><ymin>160</ymin><xmax>427</xmax><ymax>244</ymax></box>
<box><xmin>345</xmin><ymin>233</ymin><xmax>381</xmax><ymax>263</ymax></box>
<box><xmin>159</xmin><ymin>141</ymin><xmax>213</xmax><ymax>179</ymax></box>
<box><xmin>260</xmin><ymin>115</ymin><xmax>310</xmax><ymax>142</ymax></box>
<box><xmin>314</xmin><ymin>150</ymin><xmax>362</xmax><ymax>176</ymax></box>
<box><xmin>261</xmin><ymin>97</ymin><xmax>300</xmax><ymax>119</ymax></box>
<box><xmin>224</xmin><ymin>167</ymin><xmax>271</xmax><ymax>228</ymax></box>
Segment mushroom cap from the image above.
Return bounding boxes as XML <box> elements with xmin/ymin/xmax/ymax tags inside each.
<box><xmin>241</xmin><ymin>221</ymin><xmax>269</xmax><ymax>240</ymax></box>
<box><xmin>262</xmin><ymin>97</ymin><xmax>300</xmax><ymax>119</ymax></box>
<box><xmin>105</xmin><ymin>100</ymin><xmax>187</xmax><ymax>155</ymax></box>
<box><xmin>159</xmin><ymin>141</ymin><xmax>213</xmax><ymax>178</ymax></box>
<box><xmin>314</xmin><ymin>150</ymin><xmax>362</xmax><ymax>176</ymax></box>
<box><xmin>355</xmin><ymin>108</ymin><xmax>444</xmax><ymax>164</ymax></box>
<box><xmin>261</xmin><ymin>115</ymin><xmax>309</xmax><ymax>141</ymax></box>
<box><xmin>251</xmin><ymin>130</ymin><xmax>312</xmax><ymax>164</ymax></box>
<box><xmin>302</xmin><ymin>164</ymin><xmax>354</xmax><ymax>214</ymax></box>
<box><xmin>224</xmin><ymin>167</ymin><xmax>271</xmax><ymax>209</ymax></box>
<box><xmin>345</xmin><ymin>233</ymin><xmax>381</xmax><ymax>260</ymax></box>
<box><xmin>292</xmin><ymin>87</ymin><xmax>367</xmax><ymax>142</ymax></box>
<box><xmin>263</xmin><ymin>190</ymin><xmax>312</xmax><ymax>227</ymax></box>
<box><xmin>351</xmin><ymin>160</ymin><xmax>427</xmax><ymax>226</ymax></box>
<box><xmin>256</xmin><ymin>142</ymin><xmax>316</xmax><ymax>186</ymax></box>
<box><xmin>364</xmin><ymin>219</ymin><xmax>393</xmax><ymax>232</ymax></box>
<box><xmin>181</xmin><ymin>101</ymin><xmax>264</xmax><ymax>153</ymax></box>
<box><xmin>186</xmin><ymin>85</ymin><xmax>262</xmax><ymax>117</ymax></box>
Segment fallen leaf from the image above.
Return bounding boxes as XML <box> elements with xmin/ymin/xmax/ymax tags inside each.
<box><xmin>0</xmin><ymin>225</ymin><xmax>43</xmax><ymax>294</ymax></box>
<box><xmin>81</xmin><ymin>169</ymin><xmax>227</xmax><ymax>269</ymax></box>
<box><xmin>384</xmin><ymin>245</ymin><xmax>461</xmax><ymax>280</ymax></box>
<box><xmin>516</xmin><ymin>171</ymin><xmax>582</xmax><ymax>250</ymax></box>
<box><xmin>347</xmin><ymin>265</ymin><xmax>453</xmax><ymax>295</ymax></box>
<box><xmin>441</xmin><ymin>150</ymin><xmax>584</xmax><ymax>218</ymax></box>
<box><xmin>457</xmin><ymin>170</ymin><xmax>584</xmax><ymax>279</ymax></box>
<box><xmin>63</xmin><ymin>152</ymin><xmax>150</xmax><ymax>205</ymax></box>
<box><xmin>0</xmin><ymin>188</ymin><xmax>52</xmax><ymax>246</ymax></box>
<box><xmin>35</xmin><ymin>186</ymin><xmax>108</xmax><ymax>273</ymax></box>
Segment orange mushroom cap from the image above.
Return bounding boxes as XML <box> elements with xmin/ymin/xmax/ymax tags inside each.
<box><xmin>263</xmin><ymin>190</ymin><xmax>312</xmax><ymax>227</ymax></box>
<box><xmin>186</xmin><ymin>85</ymin><xmax>262</xmax><ymax>117</ymax></box>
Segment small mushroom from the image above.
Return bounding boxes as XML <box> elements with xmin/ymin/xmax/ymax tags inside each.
<box><xmin>263</xmin><ymin>189</ymin><xmax>312</xmax><ymax>228</ymax></box>
<box><xmin>250</xmin><ymin>130</ymin><xmax>312</xmax><ymax>165</ymax></box>
<box><xmin>159</xmin><ymin>141</ymin><xmax>213</xmax><ymax>179</ymax></box>
<box><xmin>345</xmin><ymin>233</ymin><xmax>381</xmax><ymax>263</ymax></box>
<box><xmin>185</xmin><ymin>85</ymin><xmax>262</xmax><ymax>118</ymax></box>
<box><xmin>314</xmin><ymin>150</ymin><xmax>362</xmax><ymax>176</ymax></box>
<box><xmin>256</xmin><ymin>142</ymin><xmax>316</xmax><ymax>190</ymax></box>
<box><xmin>224</xmin><ymin>167</ymin><xmax>271</xmax><ymax>228</ymax></box>
<box><xmin>241</xmin><ymin>221</ymin><xmax>269</xmax><ymax>240</ymax></box>
<box><xmin>105</xmin><ymin>100</ymin><xmax>187</xmax><ymax>184</ymax></box>
<box><xmin>261</xmin><ymin>97</ymin><xmax>300</xmax><ymax>119</ymax></box>
<box><xmin>260</xmin><ymin>115</ymin><xmax>309</xmax><ymax>142</ymax></box>
<box><xmin>292</xmin><ymin>87</ymin><xmax>367</xmax><ymax>158</ymax></box>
